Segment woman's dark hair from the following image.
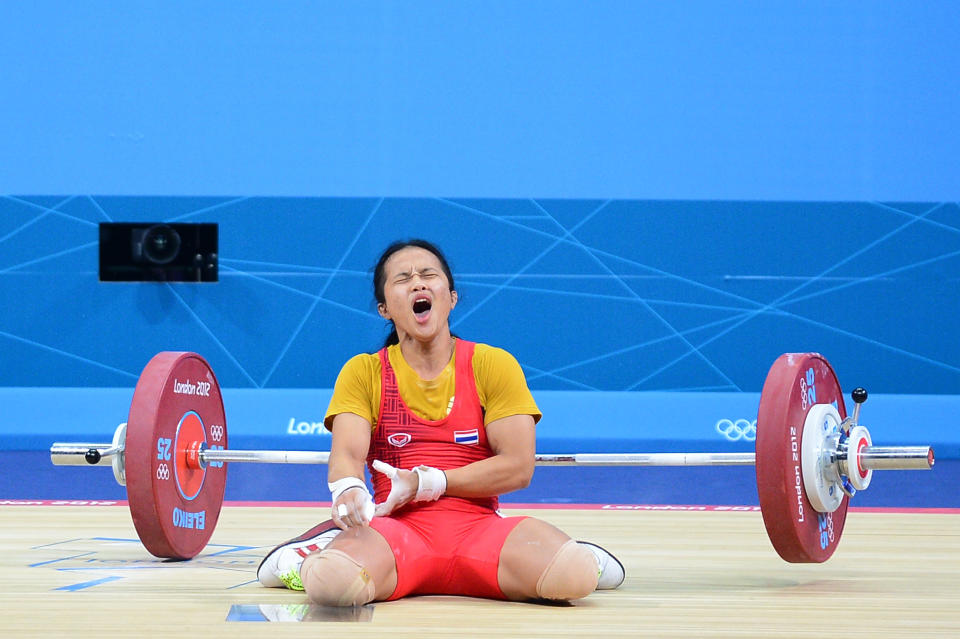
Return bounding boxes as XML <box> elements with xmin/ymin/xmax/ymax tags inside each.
<box><xmin>373</xmin><ymin>239</ymin><xmax>456</xmax><ymax>347</ymax></box>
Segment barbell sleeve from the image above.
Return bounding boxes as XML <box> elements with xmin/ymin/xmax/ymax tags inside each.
<box><xmin>854</xmin><ymin>446</ymin><xmax>935</xmax><ymax>471</ymax></box>
<box><xmin>50</xmin><ymin>443</ymin><xmax>119</xmax><ymax>465</ymax></box>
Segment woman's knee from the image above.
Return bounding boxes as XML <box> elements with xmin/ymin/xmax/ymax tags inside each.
<box><xmin>499</xmin><ymin>518</ymin><xmax>598</xmax><ymax>601</ymax></box>
<box><xmin>535</xmin><ymin>539</ymin><xmax>599</xmax><ymax>601</ymax></box>
<box><xmin>301</xmin><ymin>549</ymin><xmax>376</xmax><ymax>607</ymax></box>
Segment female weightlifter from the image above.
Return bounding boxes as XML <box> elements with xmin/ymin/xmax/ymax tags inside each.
<box><xmin>258</xmin><ymin>239</ymin><xmax>623</xmax><ymax>605</ymax></box>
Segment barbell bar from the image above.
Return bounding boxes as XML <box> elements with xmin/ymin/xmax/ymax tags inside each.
<box><xmin>52</xmin><ymin>445</ymin><xmax>934</xmax><ymax>470</ymax></box>
<box><xmin>48</xmin><ymin>351</ymin><xmax>935</xmax><ymax>564</ymax></box>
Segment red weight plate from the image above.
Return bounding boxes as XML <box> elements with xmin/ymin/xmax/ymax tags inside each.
<box><xmin>756</xmin><ymin>353</ymin><xmax>848</xmax><ymax>563</ymax></box>
<box><xmin>125</xmin><ymin>352</ymin><xmax>228</xmax><ymax>559</ymax></box>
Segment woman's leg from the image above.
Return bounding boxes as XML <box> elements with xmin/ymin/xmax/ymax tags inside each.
<box><xmin>300</xmin><ymin>525</ymin><xmax>398</xmax><ymax>607</ymax></box>
<box><xmin>496</xmin><ymin>517</ymin><xmax>599</xmax><ymax>601</ymax></box>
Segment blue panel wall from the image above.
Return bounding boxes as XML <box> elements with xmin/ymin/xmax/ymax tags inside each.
<box><xmin>2</xmin><ymin>197</ymin><xmax>959</xmax><ymax>396</ymax></box>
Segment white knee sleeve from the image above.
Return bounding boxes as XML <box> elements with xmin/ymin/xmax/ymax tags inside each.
<box><xmin>535</xmin><ymin>539</ymin><xmax>600</xmax><ymax>601</ymax></box>
<box><xmin>301</xmin><ymin>549</ymin><xmax>376</xmax><ymax>607</ymax></box>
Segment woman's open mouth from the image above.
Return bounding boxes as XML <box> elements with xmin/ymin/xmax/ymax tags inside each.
<box><xmin>412</xmin><ymin>296</ymin><xmax>432</xmax><ymax>323</ymax></box>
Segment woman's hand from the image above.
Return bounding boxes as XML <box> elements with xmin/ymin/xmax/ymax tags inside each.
<box><xmin>371</xmin><ymin>460</ymin><xmax>419</xmax><ymax>516</ymax></box>
<box><xmin>331</xmin><ymin>484</ymin><xmax>375</xmax><ymax>530</ymax></box>
<box><xmin>371</xmin><ymin>460</ymin><xmax>447</xmax><ymax>516</ymax></box>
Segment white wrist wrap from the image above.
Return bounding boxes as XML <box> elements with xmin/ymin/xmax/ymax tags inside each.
<box><xmin>328</xmin><ymin>476</ymin><xmax>370</xmax><ymax>502</ymax></box>
<box><xmin>414</xmin><ymin>466</ymin><xmax>447</xmax><ymax>502</ymax></box>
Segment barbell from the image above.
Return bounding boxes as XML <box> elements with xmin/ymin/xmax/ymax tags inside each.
<box><xmin>50</xmin><ymin>351</ymin><xmax>934</xmax><ymax>563</ymax></box>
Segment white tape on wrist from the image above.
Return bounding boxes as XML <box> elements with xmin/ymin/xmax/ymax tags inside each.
<box><xmin>328</xmin><ymin>476</ymin><xmax>370</xmax><ymax>502</ymax></box>
<box><xmin>413</xmin><ymin>466</ymin><xmax>447</xmax><ymax>502</ymax></box>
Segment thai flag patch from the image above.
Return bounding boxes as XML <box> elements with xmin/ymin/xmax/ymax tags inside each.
<box><xmin>454</xmin><ymin>429</ymin><xmax>479</xmax><ymax>445</ymax></box>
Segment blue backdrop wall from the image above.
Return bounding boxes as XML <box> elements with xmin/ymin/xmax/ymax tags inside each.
<box><xmin>1</xmin><ymin>3</ymin><xmax>958</xmax><ymax>461</ymax></box>
<box><xmin>2</xmin><ymin>196</ymin><xmax>959</xmax><ymax>395</ymax></box>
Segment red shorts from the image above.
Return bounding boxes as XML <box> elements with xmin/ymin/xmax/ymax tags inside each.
<box><xmin>369</xmin><ymin>499</ymin><xmax>527</xmax><ymax>600</ymax></box>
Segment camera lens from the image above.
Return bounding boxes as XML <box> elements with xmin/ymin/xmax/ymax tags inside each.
<box><xmin>141</xmin><ymin>225</ymin><xmax>181</xmax><ymax>265</ymax></box>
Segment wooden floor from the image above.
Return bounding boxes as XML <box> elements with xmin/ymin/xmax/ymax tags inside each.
<box><xmin>2</xmin><ymin>504</ymin><xmax>959</xmax><ymax>637</ymax></box>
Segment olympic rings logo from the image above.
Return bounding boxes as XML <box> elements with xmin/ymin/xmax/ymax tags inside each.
<box><xmin>716</xmin><ymin>419</ymin><xmax>757</xmax><ymax>442</ymax></box>
<box><xmin>156</xmin><ymin>463</ymin><xmax>170</xmax><ymax>481</ymax></box>
<box><xmin>209</xmin><ymin>424</ymin><xmax>224</xmax><ymax>442</ymax></box>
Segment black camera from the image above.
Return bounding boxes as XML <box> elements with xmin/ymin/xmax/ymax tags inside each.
<box><xmin>99</xmin><ymin>223</ymin><xmax>218</xmax><ymax>282</ymax></box>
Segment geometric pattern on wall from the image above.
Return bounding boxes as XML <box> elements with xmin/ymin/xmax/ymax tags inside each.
<box><xmin>1</xmin><ymin>195</ymin><xmax>958</xmax><ymax>393</ymax></box>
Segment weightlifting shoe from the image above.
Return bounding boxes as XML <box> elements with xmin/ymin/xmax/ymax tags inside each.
<box><xmin>579</xmin><ymin>541</ymin><xmax>625</xmax><ymax>590</ymax></box>
<box><xmin>257</xmin><ymin>520</ymin><xmax>340</xmax><ymax>591</ymax></box>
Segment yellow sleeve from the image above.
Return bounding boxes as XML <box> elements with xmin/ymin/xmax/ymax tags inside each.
<box><xmin>473</xmin><ymin>343</ymin><xmax>542</xmax><ymax>425</ymax></box>
<box><xmin>324</xmin><ymin>353</ymin><xmax>382</xmax><ymax>431</ymax></box>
